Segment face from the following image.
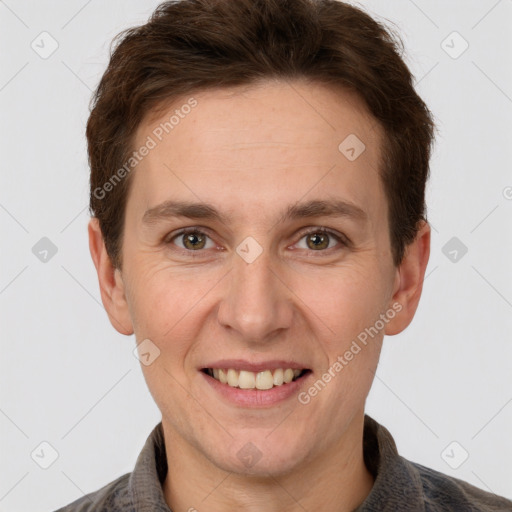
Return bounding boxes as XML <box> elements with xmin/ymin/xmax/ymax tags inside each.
<box><xmin>92</xmin><ymin>79</ymin><xmax>427</xmax><ymax>477</ymax></box>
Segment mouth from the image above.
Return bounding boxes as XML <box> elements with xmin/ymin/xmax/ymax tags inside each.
<box><xmin>201</xmin><ymin>367</ymin><xmax>312</xmax><ymax>390</ymax></box>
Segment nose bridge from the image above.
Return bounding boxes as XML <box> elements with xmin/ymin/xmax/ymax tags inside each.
<box><xmin>218</xmin><ymin>244</ymin><xmax>291</xmax><ymax>341</ymax></box>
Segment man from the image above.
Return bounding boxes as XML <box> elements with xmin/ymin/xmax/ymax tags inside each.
<box><xmin>56</xmin><ymin>0</ymin><xmax>512</xmax><ymax>510</ymax></box>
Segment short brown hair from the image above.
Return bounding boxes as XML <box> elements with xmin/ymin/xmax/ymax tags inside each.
<box><xmin>87</xmin><ymin>0</ymin><xmax>435</xmax><ymax>269</ymax></box>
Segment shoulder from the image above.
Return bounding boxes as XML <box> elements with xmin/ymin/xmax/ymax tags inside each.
<box><xmin>412</xmin><ymin>461</ymin><xmax>512</xmax><ymax>511</ymax></box>
<box><xmin>53</xmin><ymin>472</ymin><xmax>133</xmax><ymax>512</ymax></box>
<box><xmin>362</xmin><ymin>416</ymin><xmax>512</xmax><ymax>511</ymax></box>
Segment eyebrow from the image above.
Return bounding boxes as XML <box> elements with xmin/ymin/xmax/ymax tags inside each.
<box><xmin>142</xmin><ymin>198</ymin><xmax>367</xmax><ymax>227</ymax></box>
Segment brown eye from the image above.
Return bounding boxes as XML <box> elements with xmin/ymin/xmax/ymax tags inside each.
<box><xmin>182</xmin><ymin>231</ymin><xmax>207</xmax><ymax>250</ymax></box>
<box><xmin>296</xmin><ymin>228</ymin><xmax>347</xmax><ymax>253</ymax></box>
<box><xmin>168</xmin><ymin>229</ymin><xmax>214</xmax><ymax>252</ymax></box>
<box><xmin>306</xmin><ymin>232</ymin><xmax>330</xmax><ymax>250</ymax></box>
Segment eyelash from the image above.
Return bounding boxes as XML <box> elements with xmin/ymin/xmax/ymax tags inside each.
<box><xmin>165</xmin><ymin>226</ymin><xmax>349</xmax><ymax>257</ymax></box>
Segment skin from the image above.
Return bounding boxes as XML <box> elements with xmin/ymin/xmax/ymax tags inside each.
<box><xmin>89</xmin><ymin>78</ymin><xmax>430</xmax><ymax>512</ymax></box>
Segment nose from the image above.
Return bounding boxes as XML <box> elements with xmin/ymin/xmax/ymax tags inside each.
<box><xmin>217</xmin><ymin>245</ymin><xmax>293</xmax><ymax>343</ymax></box>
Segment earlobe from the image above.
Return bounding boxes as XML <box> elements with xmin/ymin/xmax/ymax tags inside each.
<box><xmin>88</xmin><ymin>218</ymin><xmax>134</xmax><ymax>336</ymax></box>
<box><xmin>385</xmin><ymin>220</ymin><xmax>431</xmax><ymax>336</ymax></box>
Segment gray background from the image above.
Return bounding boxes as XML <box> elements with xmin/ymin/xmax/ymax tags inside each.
<box><xmin>1</xmin><ymin>1</ymin><xmax>511</xmax><ymax>510</ymax></box>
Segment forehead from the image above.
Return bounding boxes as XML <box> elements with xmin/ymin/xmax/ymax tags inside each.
<box><xmin>139</xmin><ymin>79</ymin><xmax>380</xmax><ymax>157</ymax></box>
<box><xmin>128</xmin><ymin>79</ymin><xmax>385</xmax><ymax>225</ymax></box>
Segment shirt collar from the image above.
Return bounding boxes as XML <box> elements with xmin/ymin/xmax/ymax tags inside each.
<box><xmin>354</xmin><ymin>415</ymin><xmax>425</xmax><ymax>511</ymax></box>
<box><xmin>128</xmin><ymin>422</ymin><xmax>171</xmax><ymax>511</ymax></box>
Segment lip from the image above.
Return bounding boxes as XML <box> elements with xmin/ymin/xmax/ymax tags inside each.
<box><xmin>200</xmin><ymin>368</ymin><xmax>313</xmax><ymax>408</ymax></box>
<box><xmin>200</xmin><ymin>359</ymin><xmax>309</xmax><ymax>373</ymax></box>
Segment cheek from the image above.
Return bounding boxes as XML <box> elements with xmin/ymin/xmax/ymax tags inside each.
<box><xmin>297</xmin><ymin>263</ymin><xmax>388</xmax><ymax>392</ymax></box>
<box><xmin>296</xmin><ymin>263</ymin><xmax>389</xmax><ymax>336</ymax></box>
<box><xmin>126</xmin><ymin>261</ymin><xmax>217</xmax><ymax>349</ymax></box>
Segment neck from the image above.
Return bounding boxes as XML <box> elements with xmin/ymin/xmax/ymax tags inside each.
<box><xmin>162</xmin><ymin>413</ymin><xmax>374</xmax><ymax>512</ymax></box>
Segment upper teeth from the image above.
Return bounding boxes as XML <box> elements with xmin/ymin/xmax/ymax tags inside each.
<box><xmin>208</xmin><ymin>368</ymin><xmax>303</xmax><ymax>390</ymax></box>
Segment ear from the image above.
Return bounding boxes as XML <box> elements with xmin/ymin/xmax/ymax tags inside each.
<box><xmin>88</xmin><ymin>217</ymin><xmax>134</xmax><ymax>336</ymax></box>
<box><xmin>385</xmin><ymin>220</ymin><xmax>431</xmax><ymax>336</ymax></box>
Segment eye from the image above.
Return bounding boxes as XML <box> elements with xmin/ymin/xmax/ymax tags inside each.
<box><xmin>294</xmin><ymin>228</ymin><xmax>347</xmax><ymax>253</ymax></box>
<box><xmin>165</xmin><ymin>226</ymin><xmax>348</xmax><ymax>255</ymax></box>
<box><xmin>167</xmin><ymin>228</ymin><xmax>216</xmax><ymax>252</ymax></box>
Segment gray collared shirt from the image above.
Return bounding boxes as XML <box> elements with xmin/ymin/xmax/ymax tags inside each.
<box><xmin>54</xmin><ymin>415</ymin><xmax>512</xmax><ymax>511</ymax></box>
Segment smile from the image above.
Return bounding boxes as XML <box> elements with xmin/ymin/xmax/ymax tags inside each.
<box><xmin>202</xmin><ymin>368</ymin><xmax>311</xmax><ymax>390</ymax></box>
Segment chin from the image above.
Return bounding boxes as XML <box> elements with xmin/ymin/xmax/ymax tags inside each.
<box><xmin>205</xmin><ymin>430</ymin><xmax>312</xmax><ymax>477</ymax></box>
